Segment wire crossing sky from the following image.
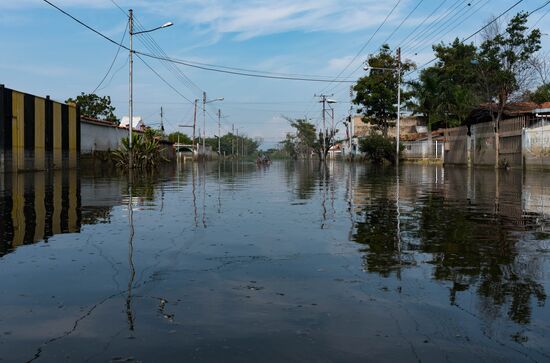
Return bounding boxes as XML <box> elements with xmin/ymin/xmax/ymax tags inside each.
<box><xmin>1</xmin><ymin>0</ymin><xmax>548</xmax><ymax>148</ymax></box>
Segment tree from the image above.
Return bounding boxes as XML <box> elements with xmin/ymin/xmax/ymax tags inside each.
<box><xmin>205</xmin><ymin>133</ymin><xmax>260</xmax><ymax>156</ymax></box>
<box><xmin>528</xmin><ymin>83</ymin><xmax>550</xmax><ymax>104</ymax></box>
<box><xmin>167</xmin><ymin>132</ymin><xmax>192</xmax><ymax>144</ymax></box>
<box><xmin>280</xmin><ymin>133</ymin><xmax>297</xmax><ymax>159</ymax></box>
<box><xmin>410</xmin><ymin>39</ymin><xmax>480</xmax><ymax>132</ymax></box>
<box><xmin>66</xmin><ymin>92</ymin><xmax>118</xmax><ymax>123</ymax></box>
<box><xmin>478</xmin><ymin>12</ymin><xmax>541</xmax><ymax>123</ymax></box>
<box><xmin>353</xmin><ymin>44</ymin><xmax>415</xmax><ymax>136</ymax></box>
<box><xmin>409</xmin><ymin>67</ymin><xmax>442</xmax><ymax>137</ymax></box>
<box><xmin>359</xmin><ymin>132</ymin><xmax>401</xmax><ymax>164</ymax></box>
<box><xmin>290</xmin><ymin>118</ymin><xmax>318</xmax><ymax>158</ymax></box>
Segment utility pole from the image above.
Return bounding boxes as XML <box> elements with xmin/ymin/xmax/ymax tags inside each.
<box><xmin>396</xmin><ymin>47</ymin><xmax>401</xmax><ymax>167</ymax></box>
<box><xmin>236</xmin><ymin>128</ymin><xmax>239</xmax><ymax>157</ymax></box>
<box><xmin>232</xmin><ymin>124</ymin><xmax>235</xmax><ymax>156</ymax></box>
<box><xmin>160</xmin><ymin>106</ymin><xmax>164</xmax><ymax>134</ymax></box>
<box><xmin>128</xmin><ymin>9</ymin><xmax>134</xmax><ymax>169</ymax></box>
<box><xmin>217</xmin><ymin>109</ymin><xmax>221</xmax><ymax>156</ymax></box>
<box><xmin>202</xmin><ymin>91</ymin><xmax>206</xmax><ymax>159</ymax></box>
<box><xmin>315</xmin><ymin>93</ymin><xmax>334</xmax><ymax>161</ymax></box>
<box><xmin>192</xmin><ymin>99</ymin><xmax>197</xmax><ymax>159</ymax></box>
<box><xmin>348</xmin><ymin>86</ymin><xmax>353</xmax><ymax>150</ymax></box>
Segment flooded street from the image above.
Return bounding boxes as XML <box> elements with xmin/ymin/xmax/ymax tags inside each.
<box><xmin>1</xmin><ymin>161</ymin><xmax>549</xmax><ymax>362</ymax></box>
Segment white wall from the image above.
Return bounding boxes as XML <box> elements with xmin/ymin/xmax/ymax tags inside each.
<box><xmin>81</xmin><ymin>121</ymin><xmax>128</xmax><ymax>154</ymax></box>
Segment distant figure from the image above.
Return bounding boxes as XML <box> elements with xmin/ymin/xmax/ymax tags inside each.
<box><xmin>256</xmin><ymin>154</ymin><xmax>271</xmax><ymax>166</ymax></box>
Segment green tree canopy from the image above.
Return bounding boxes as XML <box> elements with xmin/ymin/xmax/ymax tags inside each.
<box><xmin>478</xmin><ymin>12</ymin><xmax>541</xmax><ymax>122</ymax></box>
<box><xmin>66</xmin><ymin>92</ymin><xmax>118</xmax><ymax>123</ymax></box>
<box><xmin>167</xmin><ymin>132</ymin><xmax>192</xmax><ymax>144</ymax></box>
<box><xmin>528</xmin><ymin>83</ymin><xmax>550</xmax><ymax>104</ymax></box>
<box><xmin>205</xmin><ymin>133</ymin><xmax>260</xmax><ymax>156</ymax></box>
<box><xmin>279</xmin><ymin>117</ymin><xmax>339</xmax><ymax>160</ymax></box>
<box><xmin>353</xmin><ymin>44</ymin><xmax>415</xmax><ymax>136</ymax></box>
<box><xmin>410</xmin><ymin>39</ymin><xmax>480</xmax><ymax>130</ymax></box>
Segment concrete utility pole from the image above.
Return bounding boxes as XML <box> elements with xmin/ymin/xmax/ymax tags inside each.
<box><xmin>315</xmin><ymin>94</ymin><xmax>335</xmax><ymax>161</ymax></box>
<box><xmin>202</xmin><ymin>91</ymin><xmax>206</xmax><ymax>159</ymax></box>
<box><xmin>128</xmin><ymin>11</ymin><xmax>172</xmax><ymax>168</ymax></box>
<box><xmin>396</xmin><ymin>47</ymin><xmax>401</xmax><ymax>166</ymax></box>
<box><xmin>128</xmin><ymin>9</ymin><xmax>134</xmax><ymax>168</ymax></box>
<box><xmin>232</xmin><ymin>124</ymin><xmax>235</xmax><ymax>156</ymax></box>
<box><xmin>218</xmin><ymin>109</ymin><xmax>221</xmax><ymax>156</ymax></box>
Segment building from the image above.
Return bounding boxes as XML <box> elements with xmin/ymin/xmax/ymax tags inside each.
<box><xmin>120</xmin><ymin>116</ymin><xmax>147</xmax><ymax>131</ymax></box>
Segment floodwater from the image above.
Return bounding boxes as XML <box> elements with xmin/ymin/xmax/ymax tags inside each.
<box><xmin>0</xmin><ymin>161</ymin><xmax>549</xmax><ymax>362</ymax></box>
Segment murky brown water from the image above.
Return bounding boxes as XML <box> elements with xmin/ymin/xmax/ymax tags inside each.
<box><xmin>0</xmin><ymin>161</ymin><xmax>549</xmax><ymax>362</ymax></box>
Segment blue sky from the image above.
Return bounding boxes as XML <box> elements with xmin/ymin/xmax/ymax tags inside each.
<box><xmin>1</xmin><ymin>0</ymin><xmax>549</xmax><ymax>148</ymax></box>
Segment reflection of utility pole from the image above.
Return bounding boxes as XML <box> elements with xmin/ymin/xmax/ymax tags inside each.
<box><xmin>202</xmin><ymin>92</ymin><xmax>206</xmax><ymax>159</ymax></box>
<box><xmin>193</xmin><ymin>99</ymin><xmax>197</xmax><ymax>159</ymax></box>
<box><xmin>192</xmin><ymin>163</ymin><xmax>198</xmax><ymax>227</ymax></box>
<box><xmin>217</xmin><ymin>109</ymin><xmax>221</xmax><ymax>156</ymax></box>
<box><xmin>126</xmin><ymin>173</ymin><xmax>135</xmax><ymax>331</ymax></box>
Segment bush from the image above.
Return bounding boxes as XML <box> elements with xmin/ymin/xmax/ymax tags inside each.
<box><xmin>112</xmin><ymin>133</ymin><xmax>168</xmax><ymax>170</ymax></box>
<box><xmin>359</xmin><ymin>133</ymin><xmax>401</xmax><ymax>164</ymax></box>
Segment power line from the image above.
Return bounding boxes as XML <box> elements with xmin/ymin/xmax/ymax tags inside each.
<box><xmin>318</xmin><ymin>0</ymin><xmax>402</xmax><ymax>92</ymax></box>
<box><xmin>401</xmin><ymin>0</ymin><xmax>466</xmax><ymax>52</ymax></box>
<box><xmin>382</xmin><ymin>0</ymin><xmax>425</xmax><ymax>44</ymax></box>
<box><xmin>39</xmin><ymin>0</ymin><xmax>357</xmax><ymax>84</ymax></box>
<box><xmin>406</xmin><ymin>0</ymin><xmax>528</xmax><ymax>77</ymax></box>
<box><xmin>397</xmin><ymin>0</ymin><xmax>449</xmax><ymax>48</ymax></box>
<box><xmin>404</xmin><ymin>0</ymin><xmax>491</xmax><ymax>59</ymax></box>
<box><xmin>91</xmin><ymin>18</ymin><xmax>129</xmax><ymax>94</ymax></box>
<box><xmin>135</xmin><ymin>53</ymin><xmax>193</xmax><ymax>103</ymax></box>
<box><xmin>97</xmin><ymin>54</ymin><xmax>128</xmax><ymax>92</ymax></box>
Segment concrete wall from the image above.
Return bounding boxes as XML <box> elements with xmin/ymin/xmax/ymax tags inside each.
<box><xmin>443</xmin><ymin>117</ymin><xmax>527</xmax><ymax>168</ymax></box>
<box><xmin>444</xmin><ymin>126</ymin><xmax>469</xmax><ymax>165</ymax></box>
<box><xmin>471</xmin><ymin>122</ymin><xmax>496</xmax><ymax>166</ymax></box>
<box><xmin>523</xmin><ymin>123</ymin><xmax>550</xmax><ymax>170</ymax></box>
<box><xmin>402</xmin><ymin>140</ymin><xmax>444</xmax><ymax>161</ymax></box>
<box><xmin>80</xmin><ymin>119</ymin><xmax>127</xmax><ymax>154</ymax></box>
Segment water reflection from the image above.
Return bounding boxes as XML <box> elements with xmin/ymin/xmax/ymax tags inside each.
<box><xmin>0</xmin><ymin>162</ymin><xmax>549</xmax><ymax>362</ymax></box>
<box><xmin>0</xmin><ymin>171</ymin><xmax>80</xmax><ymax>256</ymax></box>
<box><xmin>351</xmin><ymin>165</ymin><xmax>549</xmax><ymax>325</ymax></box>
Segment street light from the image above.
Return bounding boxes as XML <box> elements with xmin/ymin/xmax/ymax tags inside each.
<box><xmin>201</xmin><ymin>93</ymin><xmax>223</xmax><ymax>159</ymax></box>
<box><xmin>128</xmin><ymin>9</ymin><xmax>172</xmax><ymax>168</ymax></box>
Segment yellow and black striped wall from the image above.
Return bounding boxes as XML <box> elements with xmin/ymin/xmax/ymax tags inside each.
<box><xmin>0</xmin><ymin>85</ymin><xmax>81</xmax><ymax>173</ymax></box>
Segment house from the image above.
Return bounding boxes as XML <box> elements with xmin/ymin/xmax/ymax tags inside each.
<box><xmin>120</xmin><ymin>116</ymin><xmax>147</xmax><ymax>131</ymax></box>
<box><xmin>327</xmin><ymin>143</ymin><xmax>343</xmax><ymax>159</ymax></box>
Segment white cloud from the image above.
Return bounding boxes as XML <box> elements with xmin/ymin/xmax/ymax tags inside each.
<box><xmin>136</xmin><ymin>0</ymin><xmax>407</xmax><ymax>41</ymax></box>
